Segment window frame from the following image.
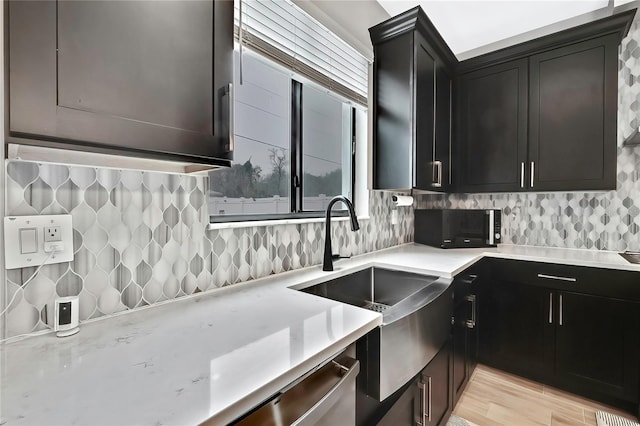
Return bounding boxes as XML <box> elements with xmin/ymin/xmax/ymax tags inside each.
<box><xmin>209</xmin><ymin>54</ymin><xmax>358</xmax><ymax>224</ymax></box>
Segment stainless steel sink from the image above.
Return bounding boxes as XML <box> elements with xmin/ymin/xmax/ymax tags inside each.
<box><xmin>295</xmin><ymin>267</ymin><xmax>453</xmax><ymax>401</ymax></box>
<box><xmin>299</xmin><ymin>267</ymin><xmax>447</xmax><ymax>325</ymax></box>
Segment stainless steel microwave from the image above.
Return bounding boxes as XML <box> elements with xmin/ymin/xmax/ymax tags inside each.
<box><xmin>414</xmin><ymin>209</ymin><xmax>502</xmax><ymax>248</ymax></box>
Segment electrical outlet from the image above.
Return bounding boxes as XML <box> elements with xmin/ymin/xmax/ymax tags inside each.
<box><xmin>44</xmin><ymin>226</ymin><xmax>62</xmax><ymax>242</ymax></box>
<box><xmin>4</xmin><ymin>215</ymin><xmax>74</xmax><ymax>269</ymax></box>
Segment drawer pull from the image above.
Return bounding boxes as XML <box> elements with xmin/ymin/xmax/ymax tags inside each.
<box><xmin>460</xmin><ymin>274</ymin><xmax>478</xmax><ymax>285</ymax></box>
<box><xmin>537</xmin><ymin>273</ymin><xmax>576</xmax><ymax>282</ymax></box>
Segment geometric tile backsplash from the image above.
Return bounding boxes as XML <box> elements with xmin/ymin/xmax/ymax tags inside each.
<box><xmin>418</xmin><ymin>21</ymin><xmax>640</xmax><ymax>254</ymax></box>
<box><xmin>3</xmin><ymin>161</ymin><xmax>412</xmax><ymax>339</ymax></box>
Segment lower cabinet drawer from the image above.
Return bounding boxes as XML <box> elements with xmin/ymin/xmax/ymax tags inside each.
<box><xmin>489</xmin><ymin>258</ymin><xmax>640</xmax><ymax>301</ymax></box>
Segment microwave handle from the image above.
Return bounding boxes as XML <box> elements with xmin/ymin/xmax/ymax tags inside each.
<box><xmin>487</xmin><ymin>210</ymin><xmax>495</xmax><ymax>245</ymax></box>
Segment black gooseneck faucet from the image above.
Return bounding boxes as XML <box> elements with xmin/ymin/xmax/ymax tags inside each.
<box><xmin>323</xmin><ymin>195</ymin><xmax>360</xmax><ymax>271</ymax></box>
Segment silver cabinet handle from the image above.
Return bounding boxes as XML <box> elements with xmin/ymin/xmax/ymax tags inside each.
<box><xmin>465</xmin><ymin>294</ymin><xmax>476</xmax><ymax>329</ymax></box>
<box><xmin>427</xmin><ymin>376</ymin><xmax>432</xmax><ymax>423</ymax></box>
<box><xmin>238</xmin><ymin>0</ymin><xmax>244</xmax><ymax>85</ymax></box>
<box><xmin>432</xmin><ymin>161</ymin><xmax>443</xmax><ymax>187</ymax></box>
<box><xmin>548</xmin><ymin>292</ymin><xmax>553</xmax><ymax>324</ymax></box>
<box><xmin>559</xmin><ymin>294</ymin><xmax>563</xmax><ymax>326</ymax></box>
<box><xmin>227</xmin><ymin>83</ymin><xmax>234</xmax><ymax>152</ymax></box>
<box><xmin>530</xmin><ymin>161</ymin><xmax>535</xmax><ymax>188</ymax></box>
<box><xmin>448</xmin><ymin>80</ymin><xmax>453</xmax><ymax>185</ymax></box>
<box><xmin>418</xmin><ymin>381</ymin><xmax>427</xmax><ymax>426</ymax></box>
<box><xmin>488</xmin><ymin>209</ymin><xmax>495</xmax><ymax>245</ymax></box>
<box><xmin>520</xmin><ymin>162</ymin><xmax>525</xmax><ymax>188</ymax></box>
<box><xmin>537</xmin><ymin>273</ymin><xmax>576</xmax><ymax>282</ymax></box>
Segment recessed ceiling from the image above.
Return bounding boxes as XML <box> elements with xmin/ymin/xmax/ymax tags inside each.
<box><xmin>376</xmin><ymin>0</ymin><xmax>612</xmax><ymax>59</ymax></box>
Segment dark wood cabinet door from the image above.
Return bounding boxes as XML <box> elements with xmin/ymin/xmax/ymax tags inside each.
<box><xmin>377</xmin><ymin>379</ymin><xmax>421</xmax><ymax>426</ymax></box>
<box><xmin>434</xmin><ymin>62</ymin><xmax>453</xmax><ymax>191</ymax></box>
<box><xmin>370</xmin><ymin>7</ymin><xmax>455</xmax><ymax>192</ymax></box>
<box><xmin>528</xmin><ymin>35</ymin><xmax>618</xmax><ymax>191</ymax></box>
<box><xmin>372</xmin><ymin>32</ymin><xmax>414</xmax><ymax>190</ymax></box>
<box><xmin>414</xmin><ymin>33</ymin><xmax>437</xmax><ymax>190</ymax></box>
<box><xmin>452</xmin><ymin>301</ymin><xmax>469</xmax><ymax>406</ymax></box>
<box><xmin>457</xmin><ymin>59</ymin><xmax>528</xmax><ymax>192</ymax></box>
<box><xmin>421</xmin><ymin>342</ymin><xmax>452</xmax><ymax>425</ymax></box>
<box><xmin>9</xmin><ymin>0</ymin><xmax>233</xmax><ymax>164</ymax></box>
<box><xmin>452</xmin><ymin>270</ymin><xmax>481</xmax><ymax>406</ymax></box>
<box><xmin>414</xmin><ymin>32</ymin><xmax>452</xmax><ymax>192</ymax></box>
<box><xmin>479</xmin><ymin>279</ymin><xmax>554</xmax><ymax>381</ymax></box>
<box><xmin>555</xmin><ymin>292</ymin><xmax>640</xmax><ymax>402</ymax></box>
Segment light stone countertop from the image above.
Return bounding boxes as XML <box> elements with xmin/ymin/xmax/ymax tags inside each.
<box><xmin>1</xmin><ymin>243</ymin><xmax>639</xmax><ymax>425</ymax></box>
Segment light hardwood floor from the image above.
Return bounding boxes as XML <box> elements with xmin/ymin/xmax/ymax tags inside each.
<box><xmin>453</xmin><ymin>365</ymin><xmax>638</xmax><ymax>426</ymax></box>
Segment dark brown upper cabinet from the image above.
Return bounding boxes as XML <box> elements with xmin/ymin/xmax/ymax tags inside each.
<box><xmin>528</xmin><ymin>35</ymin><xmax>619</xmax><ymax>191</ymax></box>
<box><xmin>455</xmin><ymin>10</ymin><xmax>634</xmax><ymax>193</ymax></box>
<box><xmin>369</xmin><ymin>7</ymin><xmax>456</xmax><ymax>191</ymax></box>
<box><xmin>456</xmin><ymin>59</ymin><xmax>528</xmax><ymax>193</ymax></box>
<box><xmin>8</xmin><ymin>0</ymin><xmax>233</xmax><ymax>168</ymax></box>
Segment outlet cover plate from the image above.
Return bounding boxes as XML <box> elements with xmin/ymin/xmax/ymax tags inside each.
<box><xmin>4</xmin><ymin>215</ymin><xmax>74</xmax><ymax>269</ymax></box>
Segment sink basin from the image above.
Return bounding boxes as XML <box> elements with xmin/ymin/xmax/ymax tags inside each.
<box><xmin>295</xmin><ymin>267</ymin><xmax>453</xmax><ymax>401</ymax></box>
<box><xmin>298</xmin><ymin>267</ymin><xmax>446</xmax><ymax>324</ymax></box>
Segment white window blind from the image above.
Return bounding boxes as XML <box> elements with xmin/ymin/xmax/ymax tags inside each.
<box><xmin>235</xmin><ymin>0</ymin><xmax>369</xmax><ymax>106</ymax></box>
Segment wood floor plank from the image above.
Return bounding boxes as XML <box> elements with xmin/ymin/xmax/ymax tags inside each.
<box><xmin>551</xmin><ymin>412</ymin><xmax>586</xmax><ymax>426</ymax></box>
<box><xmin>485</xmin><ymin>402</ymin><xmax>551</xmax><ymax>425</ymax></box>
<box><xmin>453</xmin><ymin>365</ymin><xmax>637</xmax><ymax>426</ymax></box>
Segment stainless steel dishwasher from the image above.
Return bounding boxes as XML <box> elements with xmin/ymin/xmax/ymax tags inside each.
<box><xmin>233</xmin><ymin>354</ymin><xmax>360</xmax><ymax>426</ymax></box>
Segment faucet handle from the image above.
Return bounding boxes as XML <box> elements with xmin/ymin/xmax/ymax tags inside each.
<box><xmin>331</xmin><ymin>254</ymin><xmax>350</xmax><ymax>260</ymax></box>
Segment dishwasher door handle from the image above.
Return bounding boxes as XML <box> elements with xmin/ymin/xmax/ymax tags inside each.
<box><xmin>235</xmin><ymin>356</ymin><xmax>359</xmax><ymax>426</ymax></box>
<box><xmin>292</xmin><ymin>358</ymin><xmax>360</xmax><ymax>426</ymax></box>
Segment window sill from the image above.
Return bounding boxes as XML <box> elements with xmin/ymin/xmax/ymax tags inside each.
<box><xmin>207</xmin><ymin>215</ymin><xmax>371</xmax><ymax>231</ymax></box>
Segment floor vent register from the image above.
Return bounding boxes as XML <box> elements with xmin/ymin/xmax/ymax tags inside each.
<box><xmin>596</xmin><ymin>411</ymin><xmax>640</xmax><ymax>426</ymax></box>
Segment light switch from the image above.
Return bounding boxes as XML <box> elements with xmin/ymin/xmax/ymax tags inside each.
<box><xmin>5</xmin><ymin>215</ymin><xmax>74</xmax><ymax>269</ymax></box>
<box><xmin>19</xmin><ymin>228</ymin><xmax>37</xmax><ymax>254</ymax></box>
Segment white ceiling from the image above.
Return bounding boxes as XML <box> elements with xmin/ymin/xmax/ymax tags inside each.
<box><xmin>376</xmin><ymin>0</ymin><xmax>617</xmax><ymax>59</ymax></box>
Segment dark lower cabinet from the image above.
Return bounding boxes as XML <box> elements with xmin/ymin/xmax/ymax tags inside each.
<box><xmin>481</xmin><ymin>259</ymin><xmax>640</xmax><ymax>415</ymax></box>
<box><xmin>452</xmin><ymin>272</ymin><xmax>480</xmax><ymax>406</ymax></box>
<box><xmin>452</xmin><ymin>301</ymin><xmax>469</xmax><ymax>405</ymax></box>
<box><xmin>377</xmin><ymin>341</ymin><xmax>452</xmax><ymax>426</ymax></box>
<box><xmin>555</xmin><ymin>292</ymin><xmax>640</xmax><ymax>402</ymax></box>
<box><xmin>420</xmin><ymin>341</ymin><xmax>453</xmax><ymax>425</ymax></box>
<box><xmin>377</xmin><ymin>379</ymin><xmax>420</xmax><ymax>426</ymax></box>
<box><xmin>479</xmin><ymin>279</ymin><xmax>554</xmax><ymax>381</ymax></box>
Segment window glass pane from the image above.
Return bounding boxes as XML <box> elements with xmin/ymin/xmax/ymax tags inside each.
<box><xmin>209</xmin><ymin>52</ymin><xmax>291</xmax><ymax>217</ymax></box>
<box><xmin>302</xmin><ymin>84</ymin><xmax>352</xmax><ymax>211</ymax></box>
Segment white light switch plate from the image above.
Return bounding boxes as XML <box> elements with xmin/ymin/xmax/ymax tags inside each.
<box><xmin>4</xmin><ymin>215</ymin><xmax>74</xmax><ymax>269</ymax></box>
